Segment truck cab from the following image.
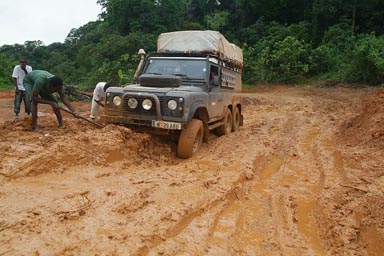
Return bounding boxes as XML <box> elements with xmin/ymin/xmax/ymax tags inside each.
<box><xmin>102</xmin><ymin>30</ymin><xmax>243</xmax><ymax>158</ymax></box>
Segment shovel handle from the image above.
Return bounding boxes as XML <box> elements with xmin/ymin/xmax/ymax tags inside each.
<box><xmin>59</xmin><ymin>107</ymin><xmax>104</xmax><ymax>128</ymax></box>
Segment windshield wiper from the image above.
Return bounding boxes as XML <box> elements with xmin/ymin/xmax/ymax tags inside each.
<box><xmin>172</xmin><ymin>73</ymin><xmax>188</xmax><ymax>77</ymax></box>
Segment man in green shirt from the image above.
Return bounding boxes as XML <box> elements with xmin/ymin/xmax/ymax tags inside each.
<box><xmin>23</xmin><ymin>70</ymin><xmax>76</xmax><ymax>131</ymax></box>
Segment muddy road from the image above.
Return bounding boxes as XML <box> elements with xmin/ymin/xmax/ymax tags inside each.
<box><xmin>1</xmin><ymin>85</ymin><xmax>383</xmax><ymax>255</ymax></box>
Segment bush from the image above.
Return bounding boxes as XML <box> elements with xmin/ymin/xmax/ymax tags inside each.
<box><xmin>243</xmin><ymin>44</ymin><xmax>263</xmax><ymax>84</ymax></box>
<box><xmin>344</xmin><ymin>34</ymin><xmax>384</xmax><ymax>84</ymax></box>
<box><xmin>309</xmin><ymin>45</ymin><xmax>340</xmax><ymax>76</ymax></box>
<box><xmin>257</xmin><ymin>36</ymin><xmax>309</xmax><ymax>83</ymax></box>
<box><xmin>0</xmin><ymin>53</ymin><xmax>16</xmax><ymax>88</ymax></box>
<box><xmin>243</xmin><ymin>21</ymin><xmax>312</xmax><ymax>84</ymax></box>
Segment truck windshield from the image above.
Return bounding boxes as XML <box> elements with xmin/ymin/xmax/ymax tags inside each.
<box><xmin>143</xmin><ymin>59</ymin><xmax>206</xmax><ymax>80</ymax></box>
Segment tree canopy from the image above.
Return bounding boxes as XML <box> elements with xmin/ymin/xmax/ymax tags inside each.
<box><xmin>1</xmin><ymin>0</ymin><xmax>384</xmax><ymax>89</ymax></box>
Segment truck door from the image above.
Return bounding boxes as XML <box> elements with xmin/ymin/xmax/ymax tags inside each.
<box><xmin>208</xmin><ymin>65</ymin><xmax>224</xmax><ymax>120</ymax></box>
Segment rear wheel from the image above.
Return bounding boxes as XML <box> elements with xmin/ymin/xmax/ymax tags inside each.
<box><xmin>215</xmin><ymin>108</ymin><xmax>232</xmax><ymax>136</ymax></box>
<box><xmin>232</xmin><ymin>107</ymin><xmax>240</xmax><ymax>132</ymax></box>
<box><xmin>177</xmin><ymin>119</ymin><xmax>204</xmax><ymax>159</ymax></box>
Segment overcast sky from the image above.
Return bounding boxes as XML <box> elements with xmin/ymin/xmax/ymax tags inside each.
<box><xmin>0</xmin><ymin>0</ymin><xmax>102</xmax><ymax>46</ymax></box>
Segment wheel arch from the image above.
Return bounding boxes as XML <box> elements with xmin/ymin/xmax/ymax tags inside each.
<box><xmin>193</xmin><ymin>107</ymin><xmax>209</xmax><ymax>142</ymax></box>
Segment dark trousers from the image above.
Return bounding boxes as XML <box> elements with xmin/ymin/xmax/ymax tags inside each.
<box><xmin>14</xmin><ymin>90</ymin><xmax>30</xmax><ymax>115</ymax></box>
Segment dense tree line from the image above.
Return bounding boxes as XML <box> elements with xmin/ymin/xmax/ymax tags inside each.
<box><xmin>1</xmin><ymin>0</ymin><xmax>384</xmax><ymax>89</ymax></box>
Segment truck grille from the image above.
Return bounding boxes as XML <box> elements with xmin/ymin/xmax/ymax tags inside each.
<box><xmin>122</xmin><ymin>96</ymin><xmax>164</xmax><ymax>116</ymax></box>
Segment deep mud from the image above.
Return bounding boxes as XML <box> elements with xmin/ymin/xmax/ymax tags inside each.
<box><xmin>0</xmin><ymin>85</ymin><xmax>383</xmax><ymax>255</ymax></box>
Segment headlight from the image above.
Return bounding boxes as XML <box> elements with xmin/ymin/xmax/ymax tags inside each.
<box><xmin>142</xmin><ymin>99</ymin><xmax>152</xmax><ymax>110</ymax></box>
<box><xmin>167</xmin><ymin>99</ymin><xmax>177</xmax><ymax>110</ymax></box>
<box><xmin>113</xmin><ymin>96</ymin><xmax>121</xmax><ymax>106</ymax></box>
<box><xmin>127</xmin><ymin>98</ymin><xmax>138</xmax><ymax>109</ymax></box>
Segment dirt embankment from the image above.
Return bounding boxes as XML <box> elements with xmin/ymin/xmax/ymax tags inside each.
<box><xmin>0</xmin><ymin>85</ymin><xmax>383</xmax><ymax>255</ymax></box>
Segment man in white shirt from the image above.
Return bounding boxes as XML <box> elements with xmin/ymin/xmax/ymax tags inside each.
<box><xmin>90</xmin><ymin>82</ymin><xmax>112</xmax><ymax>119</ymax></box>
<box><xmin>12</xmin><ymin>59</ymin><xmax>32</xmax><ymax>119</ymax></box>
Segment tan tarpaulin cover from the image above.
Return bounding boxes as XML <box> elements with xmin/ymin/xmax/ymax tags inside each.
<box><xmin>157</xmin><ymin>30</ymin><xmax>243</xmax><ymax>67</ymax></box>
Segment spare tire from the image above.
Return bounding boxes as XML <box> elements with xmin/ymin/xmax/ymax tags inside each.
<box><xmin>139</xmin><ymin>74</ymin><xmax>181</xmax><ymax>87</ymax></box>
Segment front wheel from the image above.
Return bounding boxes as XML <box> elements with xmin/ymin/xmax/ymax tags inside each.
<box><xmin>177</xmin><ymin>119</ymin><xmax>204</xmax><ymax>159</ymax></box>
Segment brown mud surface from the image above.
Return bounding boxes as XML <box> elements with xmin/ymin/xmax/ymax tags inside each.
<box><xmin>1</xmin><ymin>85</ymin><xmax>383</xmax><ymax>255</ymax></box>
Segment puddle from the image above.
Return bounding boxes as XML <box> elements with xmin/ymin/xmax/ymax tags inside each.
<box><xmin>296</xmin><ymin>197</ymin><xmax>325</xmax><ymax>255</ymax></box>
<box><xmin>361</xmin><ymin>226</ymin><xmax>384</xmax><ymax>255</ymax></box>
<box><xmin>209</xmin><ymin>193</ymin><xmax>266</xmax><ymax>254</ymax></box>
<box><xmin>333</xmin><ymin>150</ymin><xmax>347</xmax><ymax>182</ymax></box>
<box><xmin>97</xmin><ymin>228</ymin><xmax>125</xmax><ymax>237</ymax></box>
<box><xmin>321</xmin><ymin>137</ymin><xmax>334</xmax><ymax>152</ymax></box>
<box><xmin>301</xmin><ymin>129</ymin><xmax>320</xmax><ymax>151</ymax></box>
<box><xmin>259</xmin><ymin>155</ymin><xmax>284</xmax><ymax>181</ymax></box>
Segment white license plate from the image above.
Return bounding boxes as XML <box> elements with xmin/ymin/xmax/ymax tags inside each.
<box><xmin>152</xmin><ymin>120</ymin><xmax>182</xmax><ymax>130</ymax></box>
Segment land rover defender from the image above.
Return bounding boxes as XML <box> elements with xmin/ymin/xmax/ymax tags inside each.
<box><xmin>102</xmin><ymin>30</ymin><xmax>243</xmax><ymax>158</ymax></box>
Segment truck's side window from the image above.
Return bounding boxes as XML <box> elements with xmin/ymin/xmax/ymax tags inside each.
<box><xmin>210</xmin><ymin>66</ymin><xmax>219</xmax><ymax>86</ymax></box>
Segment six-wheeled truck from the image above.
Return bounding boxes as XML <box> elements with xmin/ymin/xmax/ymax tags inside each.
<box><xmin>102</xmin><ymin>30</ymin><xmax>243</xmax><ymax>158</ymax></box>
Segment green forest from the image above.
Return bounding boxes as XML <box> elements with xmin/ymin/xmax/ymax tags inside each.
<box><xmin>1</xmin><ymin>0</ymin><xmax>384</xmax><ymax>90</ymax></box>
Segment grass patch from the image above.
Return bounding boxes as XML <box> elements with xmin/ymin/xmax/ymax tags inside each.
<box><xmin>242</xmin><ymin>83</ymin><xmax>259</xmax><ymax>90</ymax></box>
<box><xmin>0</xmin><ymin>84</ymin><xmax>14</xmax><ymax>90</ymax></box>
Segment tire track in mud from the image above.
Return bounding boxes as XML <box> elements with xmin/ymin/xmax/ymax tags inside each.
<box><xmin>1</xmin><ymin>87</ymin><xmax>381</xmax><ymax>255</ymax></box>
<box><xmin>0</xmin><ymin>90</ymin><xmax>343</xmax><ymax>255</ymax></box>
<box><xmin>234</xmin><ymin>90</ymin><xmax>365</xmax><ymax>256</ymax></box>
<box><xmin>140</xmin><ymin>93</ymin><xmax>310</xmax><ymax>255</ymax></box>
<box><xmin>205</xmin><ymin>96</ymin><xmax>327</xmax><ymax>255</ymax></box>
<box><xmin>314</xmin><ymin>88</ymin><xmax>384</xmax><ymax>255</ymax></box>
<box><xmin>144</xmin><ymin>89</ymin><xmax>360</xmax><ymax>255</ymax></box>
<box><xmin>138</xmin><ymin>122</ymin><xmax>272</xmax><ymax>255</ymax></box>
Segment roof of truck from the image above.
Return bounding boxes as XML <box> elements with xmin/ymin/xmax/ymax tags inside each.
<box><xmin>157</xmin><ymin>30</ymin><xmax>243</xmax><ymax>68</ymax></box>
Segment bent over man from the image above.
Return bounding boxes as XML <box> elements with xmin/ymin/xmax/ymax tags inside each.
<box><xmin>23</xmin><ymin>70</ymin><xmax>76</xmax><ymax>131</ymax></box>
<box><xmin>90</xmin><ymin>82</ymin><xmax>111</xmax><ymax>119</ymax></box>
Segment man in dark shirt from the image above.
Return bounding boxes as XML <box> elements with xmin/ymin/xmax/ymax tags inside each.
<box><xmin>24</xmin><ymin>70</ymin><xmax>76</xmax><ymax>131</ymax></box>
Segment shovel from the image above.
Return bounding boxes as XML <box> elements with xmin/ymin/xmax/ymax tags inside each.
<box><xmin>59</xmin><ymin>106</ymin><xmax>104</xmax><ymax>128</ymax></box>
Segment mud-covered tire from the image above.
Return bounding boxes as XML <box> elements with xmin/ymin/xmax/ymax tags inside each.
<box><xmin>232</xmin><ymin>107</ymin><xmax>240</xmax><ymax>132</ymax></box>
<box><xmin>215</xmin><ymin>108</ymin><xmax>232</xmax><ymax>136</ymax></box>
<box><xmin>177</xmin><ymin>119</ymin><xmax>204</xmax><ymax>159</ymax></box>
<box><xmin>139</xmin><ymin>74</ymin><xmax>181</xmax><ymax>87</ymax></box>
